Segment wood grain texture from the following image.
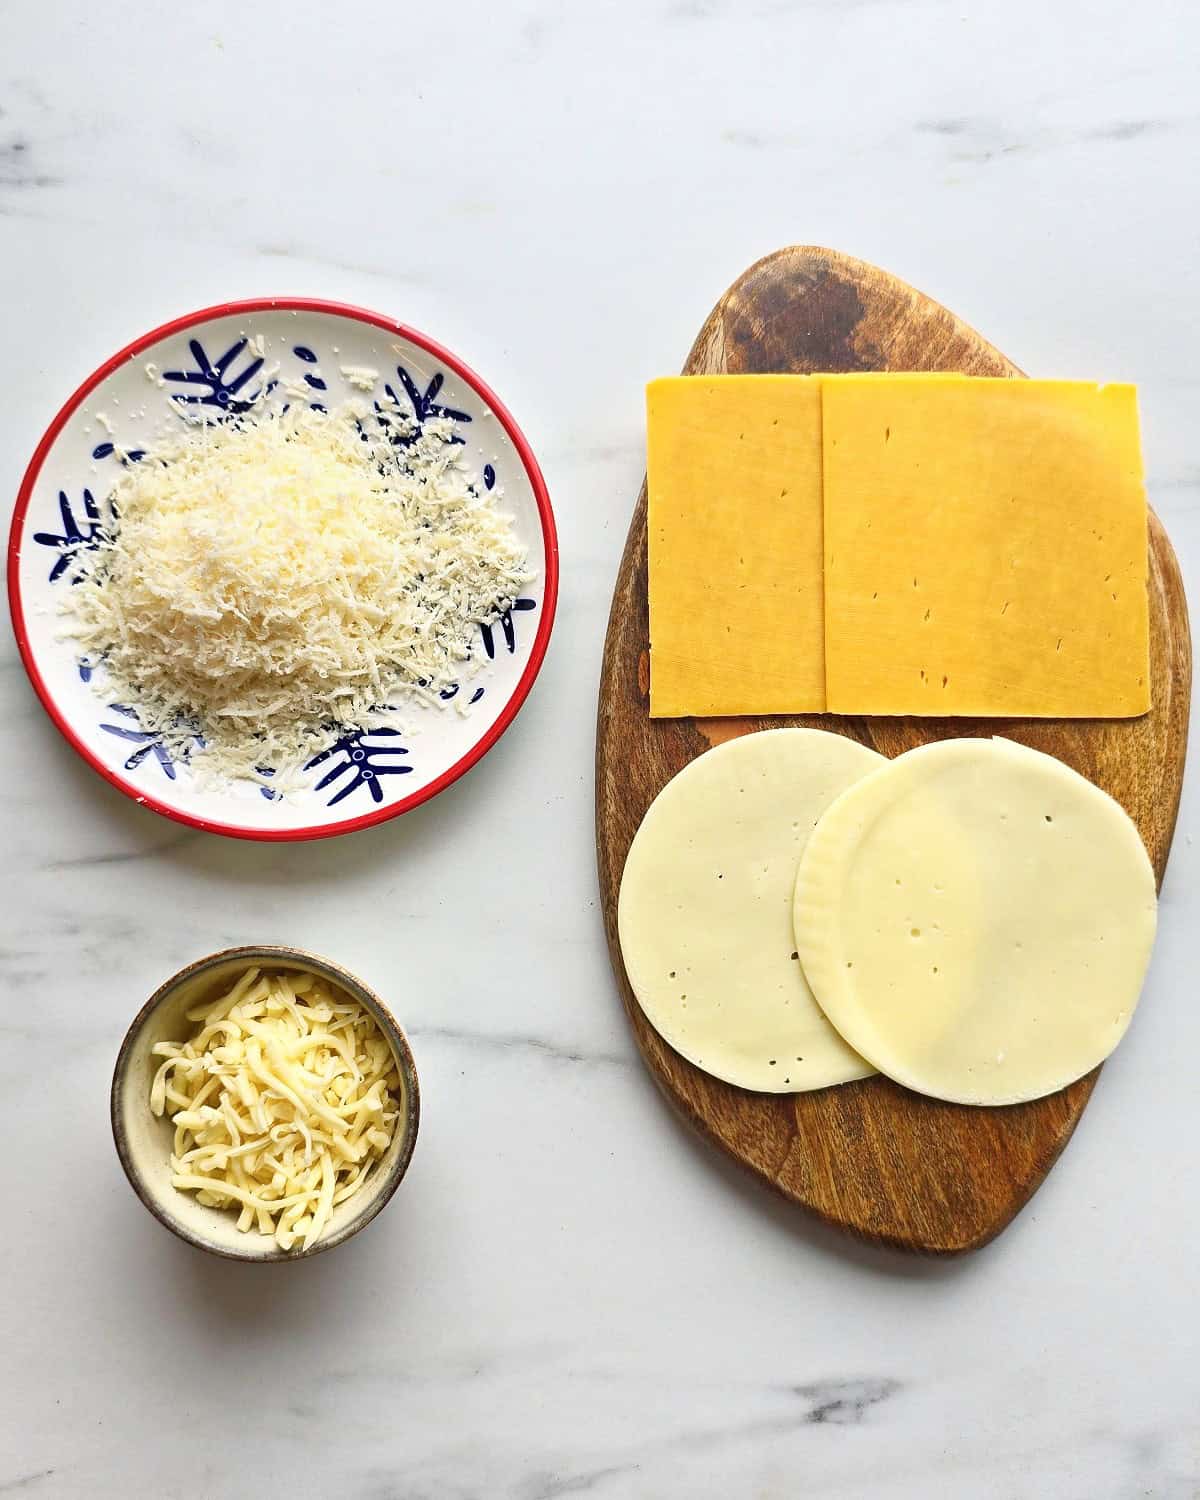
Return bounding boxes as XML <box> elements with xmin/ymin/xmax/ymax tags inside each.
<box><xmin>595</xmin><ymin>246</ymin><xmax>1192</xmax><ymax>1255</ymax></box>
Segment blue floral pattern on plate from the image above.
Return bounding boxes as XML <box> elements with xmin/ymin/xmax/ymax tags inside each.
<box><xmin>32</xmin><ymin>489</ymin><xmax>110</xmax><ymax>583</ymax></box>
<box><xmin>305</xmin><ymin>727</ymin><xmax>413</xmax><ymax>806</ymax></box>
<box><xmin>99</xmin><ymin>706</ymin><xmax>189</xmax><ymax>781</ymax></box>
<box><xmin>162</xmin><ymin>337</ymin><xmax>271</xmax><ymax>413</ymax></box>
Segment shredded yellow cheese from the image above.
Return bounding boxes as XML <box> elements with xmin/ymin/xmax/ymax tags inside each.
<box><xmin>62</xmin><ymin>397</ymin><xmax>533</xmax><ymax>788</ymax></box>
<box><xmin>150</xmin><ymin>966</ymin><xmax>402</xmax><ymax>1251</ymax></box>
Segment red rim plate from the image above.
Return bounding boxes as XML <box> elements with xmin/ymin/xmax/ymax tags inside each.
<box><xmin>7</xmin><ymin>297</ymin><xmax>559</xmax><ymax>842</ymax></box>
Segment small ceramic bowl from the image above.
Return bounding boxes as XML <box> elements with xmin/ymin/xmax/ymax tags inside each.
<box><xmin>111</xmin><ymin>945</ymin><xmax>419</xmax><ymax>1262</ymax></box>
<box><xmin>9</xmin><ymin>298</ymin><xmax>558</xmax><ymax>840</ymax></box>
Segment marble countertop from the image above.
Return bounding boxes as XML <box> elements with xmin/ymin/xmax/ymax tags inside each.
<box><xmin>2</xmin><ymin>2</ymin><xmax>1197</xmax><ymax>1496</ymax></box>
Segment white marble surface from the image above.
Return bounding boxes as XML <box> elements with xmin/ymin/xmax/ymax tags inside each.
<box><xmin>2</xmin><ymin>2</ymin><xmax>1198</xmax><ymax>1495</ymax></box>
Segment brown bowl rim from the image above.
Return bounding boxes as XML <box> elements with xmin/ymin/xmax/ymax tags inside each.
<box><xmin>110</xmin><ymin>944</ymin><xmax>420</xmax><ymax>1262</ymax></box>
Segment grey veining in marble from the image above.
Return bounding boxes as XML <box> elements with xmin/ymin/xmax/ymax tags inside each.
<box><xmin>1</xmin><ymin>0</ymin><xmax>1198</xmax><ymax>1496</ymax></box>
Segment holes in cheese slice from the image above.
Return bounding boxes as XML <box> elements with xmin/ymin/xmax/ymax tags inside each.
<box><xmin>793</xmin><ymin>738</ymin><xmax>1157</xmax><ymax>1106</ymax></box>
<box><xmin>617</xmin><ymin>729</ymin><xmax>883</xmax><ymax>1094</ymax></box>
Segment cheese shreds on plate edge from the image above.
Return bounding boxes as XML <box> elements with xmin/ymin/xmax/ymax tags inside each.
<box><xmin>59</xmin><ymin>394</ymin><xmax>534</xmax><ymax>791</ymax></box>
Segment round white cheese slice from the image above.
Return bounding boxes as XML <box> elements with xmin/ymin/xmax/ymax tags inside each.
<box><xmin>794</xmin><ymin>737</ymin><xmax>1157</xmax><ymax>1106</ymax></box>
<box><xmin>617</xmin><ymin>729</ymin><xmax>882</xmax><ymax>1093</ymax></box>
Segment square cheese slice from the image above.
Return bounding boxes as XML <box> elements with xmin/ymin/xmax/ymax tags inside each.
<box><xmin>821</xmin><ymin>377</ymin><xmax>1150</xmax><ymax>717</ymax></box>
<box><xmin>646</xmin><ymin>376</ymin><xmax>825</xmax><ymax>716</ymax></box>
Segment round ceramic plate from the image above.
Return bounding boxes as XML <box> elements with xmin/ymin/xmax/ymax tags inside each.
<box><xmin>8</xmin><ymin>299</ymin><xmax>558</xmax><ymax>840</ymax></box>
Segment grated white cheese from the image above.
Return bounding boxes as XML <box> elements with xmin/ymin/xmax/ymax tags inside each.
<box><xmin>339</xmin><ymin>364</ymin><xmax>379</xmax><ymax>391</ymax></box>
<box><xmin>150</xmin><ymin>966</ymin><xmax>402</xmax><ymax>1252</ymax></box>
<box><xmin>60</xmin><ymin>396</ymin><xmax>533</xmax><ymax>787</ymax></box>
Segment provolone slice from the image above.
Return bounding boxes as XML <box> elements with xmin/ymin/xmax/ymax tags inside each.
<box><xmin>617</xmin><ymin>729</ymin><xmax>881</xmax><ymax>1093</ymax></box>
<box><xmin>794</xmin><ymin>737</ymin><xmax>1157</xmax><ymax>1106</ymax></box>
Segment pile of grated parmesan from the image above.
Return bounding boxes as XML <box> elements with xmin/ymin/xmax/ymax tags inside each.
<box><xmin>150</xmin><ymin>966</ymin><xmax>402</xmax><ymax>1252</ymax></box>
<box><xmin>61</xmin><ymin>396</ymin><xmax>533</xmax><ymax>788</ymax></box>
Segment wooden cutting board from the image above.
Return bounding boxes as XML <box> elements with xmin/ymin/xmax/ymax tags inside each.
<box><xmin>595</xmin><ymin>246</ymin><xmax>1191</xmax><ymax>1255</ymax></box>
